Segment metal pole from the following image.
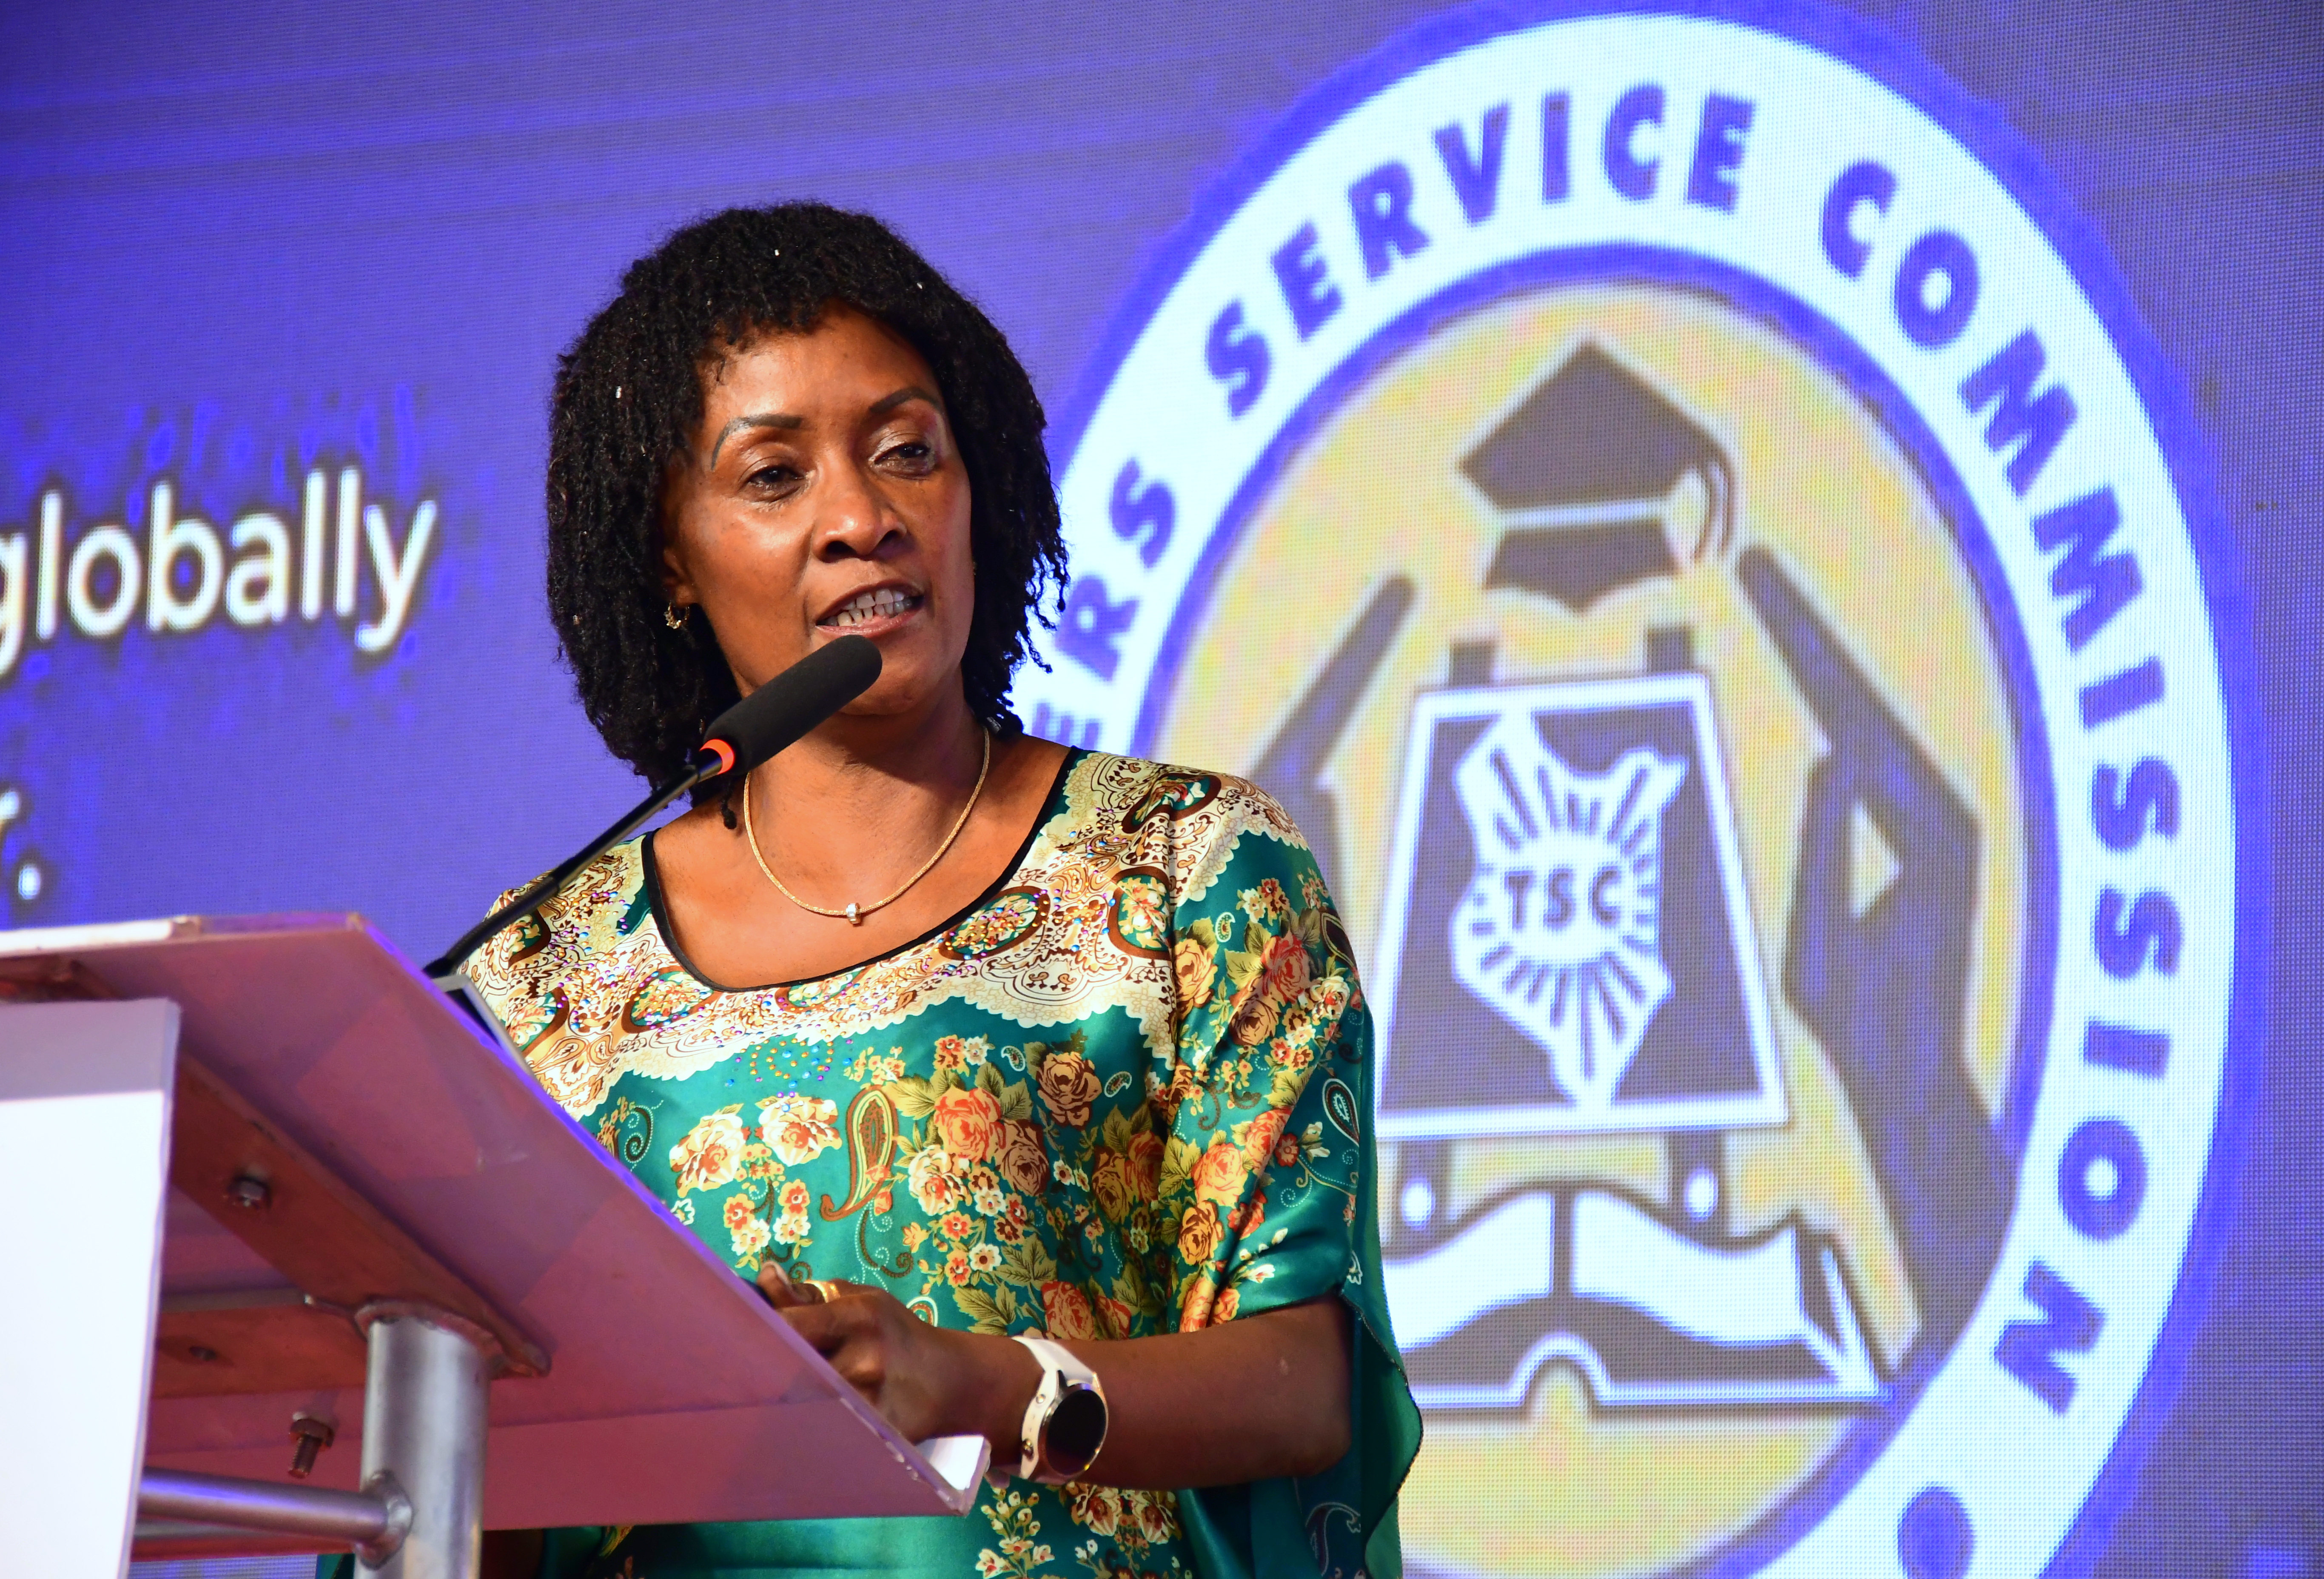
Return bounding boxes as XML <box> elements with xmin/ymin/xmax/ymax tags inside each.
<box><xmin>358</xmin><ymin>1302</ymin><xmax>493</xmax><ymax>1579</ymax></box>
<box><xmin>137</xmin><ymin>1467</ymin><xmax>403</xmax><ymax>1545</ymax></box>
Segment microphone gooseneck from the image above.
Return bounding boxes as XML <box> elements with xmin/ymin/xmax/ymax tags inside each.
<box><xmin>422</xmin><ymin>635</ymin><xmax>882</xmax><ymax>982</ymax></box>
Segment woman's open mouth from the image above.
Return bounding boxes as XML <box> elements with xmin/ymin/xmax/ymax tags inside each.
<box><xmin>819</xmin><ymin>585</ymin><xmax>924</xmax><ymax>633</ymax></box>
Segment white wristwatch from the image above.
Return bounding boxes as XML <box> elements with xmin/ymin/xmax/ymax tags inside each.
<box><xmin>1006</xmin><ymin>1336</ymin><xmax>1109</xmax><ymax>1485</ymax></box>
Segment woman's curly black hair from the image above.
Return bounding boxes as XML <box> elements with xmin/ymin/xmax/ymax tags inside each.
<box><xmin>546</xmin><ymin>202</ymin><xmax>1065</xmax><ymax>790</ymax></box>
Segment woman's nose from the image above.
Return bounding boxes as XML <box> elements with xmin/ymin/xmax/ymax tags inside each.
<box><xmin>815</xmin><ymin>463</ymin><xmax>901</xmax><ymax>559</ymax></box>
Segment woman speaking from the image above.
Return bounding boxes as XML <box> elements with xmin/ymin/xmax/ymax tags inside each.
<box><xmin>445</xmin><ymin>204</ymin><xmax>1416</xmax><ymax>1579</ymax></box>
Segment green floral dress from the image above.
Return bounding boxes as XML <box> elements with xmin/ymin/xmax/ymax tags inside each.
<box><xmin>461</xmin><ymin>750</ymin><xmax>1417</xmax><ymax>1579</ymax></box>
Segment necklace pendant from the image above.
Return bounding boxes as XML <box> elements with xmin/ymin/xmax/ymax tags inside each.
<box><xmin>845</xmin><ymin>902</ymin><xmax>862</xmax><ymax>926</ymax></box>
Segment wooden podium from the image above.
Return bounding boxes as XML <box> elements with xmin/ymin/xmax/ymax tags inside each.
<box><xmin>0</xmin><ymin>914</ymin><xmax>985</xmax><ymax>1579</ymax></box>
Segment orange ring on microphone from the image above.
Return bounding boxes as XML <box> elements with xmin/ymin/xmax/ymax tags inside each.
<box><xmin>700</xmin><ymin>739</ymin><xmax>736</xmax><ymax>777</ymax></box>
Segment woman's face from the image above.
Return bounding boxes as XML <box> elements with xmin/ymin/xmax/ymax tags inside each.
<box><xmin>660</xmin><ymin>302</ymin><xmax>975</xmax><ymax>720</ymax></box>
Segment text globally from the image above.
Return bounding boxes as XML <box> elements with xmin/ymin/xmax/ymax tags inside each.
<box><xmin>0</xmin><ymin>467</ymin><xmax>437</xmax><ymax>680</ymax></box>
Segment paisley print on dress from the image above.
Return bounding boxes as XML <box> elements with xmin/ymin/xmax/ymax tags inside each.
<box><xmin>1107</xmin><ymin>867</ymin><xmax>1172</xmax><ymax>959</ymax></box>
<box><xmin>620</xmin><ymin>965</ymin><xmax>714</xmax><ymax>1032</ymax></box>
<box><xmin>941</xmin><ymin>886</ymin><xmax>1047</xmax><ymax>959</ymax></box>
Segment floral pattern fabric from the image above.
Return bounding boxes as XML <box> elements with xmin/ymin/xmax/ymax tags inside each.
<box><xmin>463</xmin><ymin>751</ymin><xmax>1418</xmax><ymax>1579</ymax></box>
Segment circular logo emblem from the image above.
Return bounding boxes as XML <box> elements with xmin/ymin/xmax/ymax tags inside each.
<box><xmin>1021</xmin><ymin>6</ymin><xmax>2255</xmax><ymax>1576</ymax></box>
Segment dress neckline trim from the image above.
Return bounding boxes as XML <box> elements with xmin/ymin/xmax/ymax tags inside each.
<box><xmin>638</xmin><ymin>745</ymin><xmax>1085</xmax><ymax>996</ymax></box>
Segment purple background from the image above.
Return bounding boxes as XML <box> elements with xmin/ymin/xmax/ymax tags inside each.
<box><xmin>3</xmin><ymin>1</ymin><xmax>2316</xmax><ymax>1573</ymax></box>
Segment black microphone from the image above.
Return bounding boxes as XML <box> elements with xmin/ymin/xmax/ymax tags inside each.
<box><xmin>422</xmin><ymin>635</ymin><xmax>882</xmax><ymax>983</ymax></box>
<box><xmin>685</xmin><ymin>633</ymin><xmax>883</xmax><ymax>784</ymax></box>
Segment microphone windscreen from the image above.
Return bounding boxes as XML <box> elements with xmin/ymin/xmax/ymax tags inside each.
<box><xmin>701</xmin><ymin>635</ymin><xmax>883</xmax><ymax>776</ymax></box>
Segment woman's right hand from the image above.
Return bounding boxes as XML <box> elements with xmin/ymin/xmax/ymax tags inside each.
<box><xmin>753</xmin><ymin>1261</ymin><xmax>1039</xmax><ymax>1454</ymax></box>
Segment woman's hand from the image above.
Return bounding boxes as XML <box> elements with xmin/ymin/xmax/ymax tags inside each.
<box><xmin>753</xmin><ymin>1261</ymin><xmax>1353</xmax><ymax>1490</ymax></box>
<box><xmin>754</xmin><ymin>1261</ymin><xmax>1037</xmax><ymax>1450</ymax></box>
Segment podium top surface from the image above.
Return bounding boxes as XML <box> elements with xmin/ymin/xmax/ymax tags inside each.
<box><xmin>2</xmin><ymin>912</ymin><xmax>974</xmax><ymax>1529</ymax></box>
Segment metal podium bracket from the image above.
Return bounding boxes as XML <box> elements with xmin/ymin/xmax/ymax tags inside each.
<box><xmin>135</xmin><ymin>1298</ymin><xmax>496</xmax><ymax>1576</ymax></box>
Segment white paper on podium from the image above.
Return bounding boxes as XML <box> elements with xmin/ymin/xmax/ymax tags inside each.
<box><xmin>0</xmin><ymin>999</ymin><xmax>180</xmax><ymax>1579</ymax></box>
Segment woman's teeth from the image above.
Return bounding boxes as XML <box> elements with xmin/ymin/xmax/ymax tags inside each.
<box><xmin>826</xmin><ymin>588</ymin><xmax>918</xmax><ymax>627</ymax></box>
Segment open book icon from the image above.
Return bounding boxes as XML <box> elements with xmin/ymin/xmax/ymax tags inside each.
<box><xmin>1384</xmin><ymin>1188</ymin><xmax>1884</xmax><ymax>1409</ymax></box>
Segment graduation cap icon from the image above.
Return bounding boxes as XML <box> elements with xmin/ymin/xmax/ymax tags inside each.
<box><xmin>1463</xmin><ymin>343</ymin><xmax>1735</xmax><ymax>612</ymax></box>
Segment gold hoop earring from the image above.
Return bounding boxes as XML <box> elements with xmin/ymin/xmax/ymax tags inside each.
<box><xmin>664</xmin><ymin>603</ymin><xmax>689</xmax><ymax>630</ymax></box>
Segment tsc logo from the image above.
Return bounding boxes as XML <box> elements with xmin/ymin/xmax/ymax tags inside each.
<box><xmin>1379</xmin><ymin>672</ymin><xmax>1785</xmax><ymax>1144</ymax></box>
<box><xmin>1027</xmin><ymin>5</ymin><xmax>2255</xmax><ymax>1578</ymax></box>
<box><xmin>1447</xmin><ymin>717</ymin><xmax>1687</xmax><ymax>1100</ymax></box>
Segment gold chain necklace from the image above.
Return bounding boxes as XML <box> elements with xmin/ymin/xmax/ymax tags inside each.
<box><xmin>742</xmin><ymin>730</ymin><xmax>992</xmax><ymax>926</ymax></box>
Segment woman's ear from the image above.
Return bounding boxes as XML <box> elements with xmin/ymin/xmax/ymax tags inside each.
<box><xmin>657</xmin><ymin>490</ymin><xmax>697</xmax><ymax>609</ymax></box>
<box><xmin>660</xmin><ymin>537</ymin><xmax>695</xmax><ymax>609</ymax></box>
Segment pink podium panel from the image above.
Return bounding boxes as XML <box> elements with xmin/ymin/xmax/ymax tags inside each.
<box><xmin>0</xmin><ymin>914</ymin><xmax>977</xmax><ymax>1556</ymax></box>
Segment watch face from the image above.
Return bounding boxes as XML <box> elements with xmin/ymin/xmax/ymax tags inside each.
<box><xmin>1045</xmin><ymin>1385</ymin><xmax>1108</xmax><ymax>1477</ymax></box>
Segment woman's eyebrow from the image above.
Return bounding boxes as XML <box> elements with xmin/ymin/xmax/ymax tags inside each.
<box><xmin>710</xmin><ymin>412</ymin><xmax>803</xmax><ymax>465</ymax></box>
<box><xmin>869</xmin><ymin>385</ymin><xmax>943</xmax><ymax>416</ymax></box>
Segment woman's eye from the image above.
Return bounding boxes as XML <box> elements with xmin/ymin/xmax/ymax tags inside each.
<box><xmin>744</xmin><ymin>464</ymin><xmax>799</xmax><ymax>491</ymax></box>
<box><xmin>880</xmin><ymin>440</ymin><xmax>935</xmax><ymax>470</ymax></box>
